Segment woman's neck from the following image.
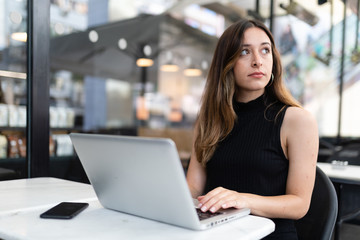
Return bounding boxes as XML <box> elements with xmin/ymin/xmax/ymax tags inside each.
<box><xmin>236</xmin><ymin>89</ymin><xmax>265</xmax><ymax>103</ymax></box>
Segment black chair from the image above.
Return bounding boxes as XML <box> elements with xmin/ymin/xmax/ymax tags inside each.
<box><xmin>295</xmin><ymin>166</ymin><xmax>338</xmax><ymax>240</ymax></box>
<box><xmin>0</xmin><ymin>167</ymin><xmax>18</xmax><ymax>180</ymax></box>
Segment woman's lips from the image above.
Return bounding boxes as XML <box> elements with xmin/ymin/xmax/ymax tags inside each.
<box><xmin>248</xmin><ymin>72</ymin><xmax>265</xmax><ymax>78</ymax></box>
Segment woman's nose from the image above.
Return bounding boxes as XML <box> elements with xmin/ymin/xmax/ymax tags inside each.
<box><xmin>252</xmin><ymin>53</ymin><xmax>262</xmax><ymax>67</ymax></box>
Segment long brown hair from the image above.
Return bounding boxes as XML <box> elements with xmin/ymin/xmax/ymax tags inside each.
<box><xmin>194</xmin><ymin>19</ymin><xmax>301</xmax><ymax>166</ymax></box>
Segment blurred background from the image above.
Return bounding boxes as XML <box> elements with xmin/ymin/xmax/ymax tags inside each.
<box><xmin>0</xmin><ymin>0</ymin><xmax>360</xmax><ymax>181</ymax></box>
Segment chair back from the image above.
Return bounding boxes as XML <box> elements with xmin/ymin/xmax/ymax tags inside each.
<box><xmin>295</xmin><ymin>166</ymin><xmax>338</xmax><ymax>240</ymax></box>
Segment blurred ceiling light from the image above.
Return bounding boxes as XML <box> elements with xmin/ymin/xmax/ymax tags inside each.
<box><xmin>0</xmin><ymin>70</ymin><xmax>27</xmax><ymax>79</ymax></box>
<box><xmin>136</xmin><ymin>58</ymin><xmax>154</xmax><ymax>67</ymax></box>
<box><xmin>143</xmin><ymin>45</ymin><xmax>152</xmax><ymax>56</ymax></box>
<box><xmin>184</xmin><ymin>66</ymin><xmax>202</xmax><ymax>77</ymax></box>
<box><xmin>88</xmin><ymin>30</ymin><xmax>99</xmax><ymax>43</ymax></box>
<box><xmin>161</xmin><ymin>51</ymin><xmax>179</xmax><ymax>72</ymax></box>
<box><xmin>118</xmin><ymin>38</ymin><xmax>127</xmax><ymax>50</ymax></box>
<box><xmin>201</xmin><ymin>60</ymin><xmax>208</xmax><ymax>70</ymax></box>
<box><xmin>11</xmin><ymin>32</ymin><xmax>27</xmax><ymax>42</ymax></box>
<box><xmin>280</xmin><ymin>2</ymin><xmax>319</xmax><ymax>26</ymax></box>
<box><xmin>160</xmin><ymin>62</ymin><xmax>179</xmax><ymax>72</ymax></box>
<box><xmin>54</xmin><ymin>22</ymin><xmax>65</xmax><ymax>35</ymax></box>
<box><xmin>184</xmin><ymin>56</ymin><xmax>192</xmax><ymax>66</ymax></box>
<box><xmin>183</xmin><ymin>56</ymin><xmax>202</xmax><ymax>76</ymax></box>
<box><xmin>9</xmin><ymin>11</ymin><xmax>22</xmax><ymax>24</ymax></box>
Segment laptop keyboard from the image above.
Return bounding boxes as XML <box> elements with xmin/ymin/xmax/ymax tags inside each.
<box><xmin>196</xmin><ymin>208</ymin><xmax>223</xmax><ymax>220</ymax></box>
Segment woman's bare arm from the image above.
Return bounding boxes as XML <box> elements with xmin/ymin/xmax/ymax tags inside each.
<box><xmin>186</xmin><ymin>127</ymin><xmax>207</xmax><ymax>198</ymax></box>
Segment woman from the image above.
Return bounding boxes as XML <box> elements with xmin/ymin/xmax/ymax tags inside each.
<box><xmin>186</xmin><ymin>19</ymin><xmax>318</xmax><ymax>239</ymax></box>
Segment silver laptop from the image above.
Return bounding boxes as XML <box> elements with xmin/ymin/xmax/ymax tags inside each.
<box><xmin>70</xmin><ymin>133</ymin><xmax>250</xmax><ymax>230</ymax></box>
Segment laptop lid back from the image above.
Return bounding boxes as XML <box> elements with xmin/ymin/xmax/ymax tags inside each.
<box><xmin>70</xmin><ymin>133</ymin><xmax>201</xmax><ymax>229</ymax></box>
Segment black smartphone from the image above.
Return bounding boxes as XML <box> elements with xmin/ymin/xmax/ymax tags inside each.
<box><xmin>40</xmin><ymin>202</ymin><xmax>89</xmax><ymax>219</ymax></box>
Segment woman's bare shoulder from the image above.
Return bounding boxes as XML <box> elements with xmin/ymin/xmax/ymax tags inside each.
<box><xmin>282</xmin><ymin>106</ymin><xmax>318</xmax><ymax>140</ymax></box>
<box><xmin>284</xmin><ymin>107</ymin><xmax>317</xmax><ymax>126</ymax></box>
<box><xmin>281</xmin><ymin>107</ymin><xmax>319</xmax><ymax>165</ymax></box>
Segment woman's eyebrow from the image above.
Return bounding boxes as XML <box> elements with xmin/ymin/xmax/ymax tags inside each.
<box><xmin>241</xmin><ymin>42</ymin><xmax>271</xmax><ymax>47</ymax></box>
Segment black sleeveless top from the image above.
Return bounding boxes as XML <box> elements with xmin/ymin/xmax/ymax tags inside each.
<box><xmin>205</xmin><ymin>94</ymin><xmax>298</xmax><ymax>239</ymax></box>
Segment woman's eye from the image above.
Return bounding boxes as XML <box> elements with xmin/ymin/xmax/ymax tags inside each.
<box><xmin>240</xmin><ymin>49</ymin><xmax>249</xmax><ymax>55</ymax></box>
<box><xmin>261</xmin><ymin>48</ymin><xmax>270</xmax><ymax>54</ymax></box>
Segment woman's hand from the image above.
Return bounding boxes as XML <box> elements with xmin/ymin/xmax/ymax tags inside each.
<box><xmin>197</xmin><ymin>187</ymin><xmax>249</xmax><ymax>213</ymax></box>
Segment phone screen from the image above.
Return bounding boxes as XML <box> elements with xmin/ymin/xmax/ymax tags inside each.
<box><xmin>40</xmin><ymin>202</ymin><xmax>89</xmax><ymax>219</ymax></box>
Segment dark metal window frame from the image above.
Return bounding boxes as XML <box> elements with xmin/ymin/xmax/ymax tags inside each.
<box><xmin>26</xmin><ymin>0</ymin><xmax>50</xmax><ymax>177</ymax></box>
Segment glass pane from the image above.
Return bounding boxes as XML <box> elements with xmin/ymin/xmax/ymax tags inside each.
<box><xmin>271</xmin><ymin>5</ymin><xmax>350</xmax><ymax>138</ymax></box>
<box><xmin>0</xmin><ymin>0</ymin><xmax>28</xmax><ymax>180</ymax></box>
<box><xmin>48</xmin><ymin>0</ymin><xmax>360</xmax><ymax>181</ymax></box>
<box><xmin>49</xmin><ymin>1</ymin><xmax>222</xmax><ymax>182</ymax></box>
<box><xmin>339</xmin><ymin>14</ymin><xmax>360</xmax><ymax>138</ymax></box>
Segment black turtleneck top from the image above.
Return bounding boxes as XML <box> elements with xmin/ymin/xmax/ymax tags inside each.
<box><xmin>205</xmin><ymin>94</ymin><xmax>298</xmax><ymax>239</ymax></box>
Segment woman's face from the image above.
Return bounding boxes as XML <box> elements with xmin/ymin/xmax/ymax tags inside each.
<box><xmin>233</xmin><ymin>27</ymin><xmax>273</xmax><ymax>100</ymax></box>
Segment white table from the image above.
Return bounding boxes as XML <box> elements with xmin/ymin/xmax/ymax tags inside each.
<box><xmin>0</xmin><ymin>177</ymin><xmax>275</xmax><ymax>240</ymax></box>
<box><xmin>317</xmin><ymin>162</ymin><xmax>360</xmax><ymax>183</ymax></box>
